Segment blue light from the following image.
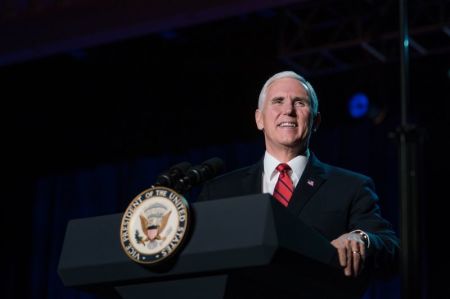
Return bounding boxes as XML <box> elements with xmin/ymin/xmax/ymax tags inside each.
<box><xmin>348</xmin><ymin>92</ymin><xmax>369</xmax><ymax>118</ymax></box>
<box><xmin>403</xmin><ymin>38</ymin><xmax>409</xmax><ymax>48</ymax></box>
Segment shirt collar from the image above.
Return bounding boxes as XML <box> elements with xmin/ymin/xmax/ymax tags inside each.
<box><xmin>263</xmin><ymin>150</ymin><xmax>310</xmax><ymax>182</ymax></box>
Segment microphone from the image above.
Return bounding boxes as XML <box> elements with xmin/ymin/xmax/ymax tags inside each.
<box><xmin>174</xmin><ymin>157</ymin><xmax>225</xmax><ymax>194</ymax></box>
<box><xmin>154</xmin><ymin>161</ymin><xmax>192</xmax><ymax>188</ymax></box>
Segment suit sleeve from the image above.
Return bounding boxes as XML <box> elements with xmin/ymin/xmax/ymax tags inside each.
<box><xmin>349</xmin><ymin>178</ymin><xmax>400</xmax><ymax>278</ymax></box>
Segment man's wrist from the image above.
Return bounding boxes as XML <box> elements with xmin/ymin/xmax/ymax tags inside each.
<box><xmin>351</xmin><ymin>229</ymin><xmax>370</xmax><ymax>248</ymax></box>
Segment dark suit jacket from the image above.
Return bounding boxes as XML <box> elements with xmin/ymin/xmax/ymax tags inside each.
<box><xmin>197</xmin><ymin>153</ymin><xmax>399</xmax><ymax>277</ymax></box>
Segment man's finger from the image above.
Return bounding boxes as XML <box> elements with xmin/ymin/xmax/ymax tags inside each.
<box><xmin>360</xmin><ymin>243</ymin><xmax>366</xmax><ymax>261</ymax></box>
<box><xmin>352</xmin><ymin>249</ymin><xmax>361</xmax><ymax>276</ymax></box>
<box><xmin>338</xmin><ymin>247</ymin><xmax>347</xmax><ymax>267</ymax></box>
<box><xmin>345</xmin><ymin>245</ymin><xmax>352</xmax><ymax>276</ymax></box>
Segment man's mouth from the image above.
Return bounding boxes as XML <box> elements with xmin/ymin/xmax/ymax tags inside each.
<box><xmin>278</xmin><ymin>122</ymin><xmax>298</xmax><ymax>128</ymax></box>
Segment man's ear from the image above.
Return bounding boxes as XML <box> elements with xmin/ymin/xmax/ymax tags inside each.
<box><xmin>312</xmin><ymin>112</ymin><xmax>321</xmax><ymax>132</ymax></box>
<box><xmin>255</xmin><ymin>109</ymin><xmax>264</xmax><ymax>130</ymax></box>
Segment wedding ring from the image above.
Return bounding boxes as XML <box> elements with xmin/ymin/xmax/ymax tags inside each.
<box><xmin>352</xmin><ymin>250</ymin><xmax>360</xmax><ymax>255</ymax></box>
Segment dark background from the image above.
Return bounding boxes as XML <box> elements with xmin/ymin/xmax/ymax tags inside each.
<box><xmin>1</xmin><ymin>0</ymin><xmax>449</xmax><ymax>298</ymax></box>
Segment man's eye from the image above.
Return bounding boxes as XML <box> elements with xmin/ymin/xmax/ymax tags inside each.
<box><xmin>272</xmin><ymin>98</ymin><xmax>283</xmax><ymax>104</ymax></box>
<box><xmin>294</xmin><ymin>100</ymin><xmax>308</xmax><ymax>107</ymax></box>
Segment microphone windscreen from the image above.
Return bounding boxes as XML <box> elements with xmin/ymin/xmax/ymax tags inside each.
<box><xmin>202</xmin><ymin>157</ymin><xmax>225</xmax><ymax>179</ymax></box>
<box><xmin>155</xmin><ymin>161</ymin><xmax>192</xmax><ymax>187</ymax></box>
<box><xmin>170</xmin><ymin>161</ymin><xmax>191</xmax><ymax>174</ymax></box>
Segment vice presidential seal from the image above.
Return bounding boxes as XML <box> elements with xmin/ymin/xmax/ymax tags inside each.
<box><xmin>120</xmin><ymin>186</ymin><xmax>190</xmax><ymax>264</ymax></box>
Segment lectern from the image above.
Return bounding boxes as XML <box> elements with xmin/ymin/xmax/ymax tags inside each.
<box><xmin>58</xmin><ymin>194</ymin><xmax>369</xmax><ymax>299</ymax></box>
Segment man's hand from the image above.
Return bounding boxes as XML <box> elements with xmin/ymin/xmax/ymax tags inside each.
<box><xmin>331</xmin><ymin>232</ymin><xmax>366</xmax><ymax>277</ymax></box>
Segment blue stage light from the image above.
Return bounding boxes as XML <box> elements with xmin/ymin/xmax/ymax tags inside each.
<box><xmin>348</xmin><ymin>92</ymin><xmax>369</xmax><ymax>118</ymax></box>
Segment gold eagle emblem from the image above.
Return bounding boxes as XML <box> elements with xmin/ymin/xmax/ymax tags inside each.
<box><xmin>139</xmin><ymin>210</ymin><xmax>171</xmax><ymax>244</ymax></box>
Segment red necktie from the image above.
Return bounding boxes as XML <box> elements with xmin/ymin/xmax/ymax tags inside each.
<box><xmin>273</xmin><ymin>163</ymin><xmax>294</xmax><ymax>207</ymax></box>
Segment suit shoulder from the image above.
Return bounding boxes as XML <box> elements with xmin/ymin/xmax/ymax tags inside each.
<box><xmin>197</xmin><ymin>163</ymin><xmax>260</xmax><ymax>201</ymax></box>
<box><xmin>206</xmin><ymin>165</ymin><xmax>255</xmax><ymax>186</ymax></box>
<box><xmin>321</xmin><ymin>161</ymin><xmax>373</xmax><ymax>184</ymax></box>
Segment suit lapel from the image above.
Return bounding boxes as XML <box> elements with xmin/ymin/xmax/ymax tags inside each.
<box><xmin>239</xmin><ymin>156</ymin><xmax>327</xmax><ymax>214</ymax></box>
<box><xmin>288</xmin><ymin>153</ymin><xmax>327</xmax><ymax>215</ymax></box>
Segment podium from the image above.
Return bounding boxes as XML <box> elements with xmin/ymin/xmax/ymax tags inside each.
<box><xmin>58</xmin><ymin>194</ymin><xmax>369</xmax><ymax>299</ymax></box>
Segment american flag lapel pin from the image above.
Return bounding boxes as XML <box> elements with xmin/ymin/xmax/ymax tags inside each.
<box><xmin>307</xmin><ymin>179</ymin><xmax>315</xmax><ymax>187</ymax></box>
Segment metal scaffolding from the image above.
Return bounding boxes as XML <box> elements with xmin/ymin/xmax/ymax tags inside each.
<box><xmin>278</xmin><ymin>0</ymin><xmax>450</xmax><ymax>76</ymax></box>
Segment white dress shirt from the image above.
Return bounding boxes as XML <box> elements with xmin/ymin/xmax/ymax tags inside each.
<box><xmin>262</xmin><ymin>150</ymin><xmax>310</xmax><ymax>195</ymax></box>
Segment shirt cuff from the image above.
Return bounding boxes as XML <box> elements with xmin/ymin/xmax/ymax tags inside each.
<box><xmin>350</xmin><ymin>229</ymin><xmax>371</xmax><ymax>248</ymax></box>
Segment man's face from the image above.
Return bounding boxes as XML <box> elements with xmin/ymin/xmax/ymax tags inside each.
<box><xmin>255</xmin><ymin>77</ymin><xmax>314</xmax><ymax>153</ymax></box>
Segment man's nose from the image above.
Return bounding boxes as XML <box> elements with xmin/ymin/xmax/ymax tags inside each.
<box><xmin>283</xmin><ymin>101</ymin><xmax>295</xmax><ymax>114</ymax></box>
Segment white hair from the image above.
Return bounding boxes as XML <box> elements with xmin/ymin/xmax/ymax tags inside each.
<box><xmin>257</xmin><ymin>71</ymin><xmax>319</xmax><ymax>117</ymax></box>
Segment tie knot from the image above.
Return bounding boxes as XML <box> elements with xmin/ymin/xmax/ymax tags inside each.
<box><xmin>276</xmin><ymin>163</ymin><xmax>291</xmax><ymax>174</ymax></box>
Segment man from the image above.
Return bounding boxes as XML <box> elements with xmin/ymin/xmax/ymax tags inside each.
<box><xmin>197</xmin><ymin>71</ymin><xmax>399</xmax><ymax>285</ymax></box>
